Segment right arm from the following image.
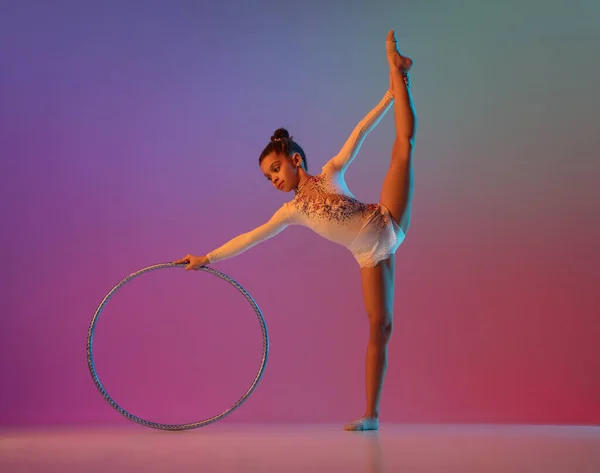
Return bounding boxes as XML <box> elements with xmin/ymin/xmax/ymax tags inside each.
<box><xmin>174</xmin><ymin>204</ymin><xmax>293</xmax><ymax>270</ymax></box>
<box><xmin>206</xmin><ymin>204</ymin><xmax>292</xmax><ymax>264</ymax></box>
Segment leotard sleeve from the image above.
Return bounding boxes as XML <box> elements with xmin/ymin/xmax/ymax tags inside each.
<box><xmin>324</xmin><ymin>91</ymin><xmax>394</xmax><ymax>173</ymax></box>
<box><xmin>206</xmin><ymin>203</ymin><xmax>293</xmax><ymax>264</ymax></box>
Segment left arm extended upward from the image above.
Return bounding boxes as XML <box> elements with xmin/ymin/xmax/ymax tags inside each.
<box><xmin>325</xmin><ymin>90</ymin><xmax>394</xmax><ymax>173</ymax></box>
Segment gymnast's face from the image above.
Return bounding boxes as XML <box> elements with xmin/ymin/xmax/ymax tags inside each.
<box><xmin>260</xmin><ymin>152</ymin><xmax>302</xmax><ymax>192</ymax></box>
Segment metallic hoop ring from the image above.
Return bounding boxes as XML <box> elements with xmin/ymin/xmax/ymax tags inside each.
<box><xmin>86</xmin><ymin>262</ymin><xmax>269</xmax><ymax>431</ymax></box>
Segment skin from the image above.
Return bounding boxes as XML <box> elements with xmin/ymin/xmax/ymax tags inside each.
<box><xmin>259</xmin><ymin>151</ymin><xmax>309</xmax><ymax>193</ymax></box>
<box><xmin>175</xmin><ymin>30</ymin><xmax>416</xmax><ymax>431</ymax></box>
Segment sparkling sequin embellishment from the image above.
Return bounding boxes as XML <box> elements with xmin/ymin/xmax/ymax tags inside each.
<box><xmin>292</xmin><ymin>173</ymin><xmax>378</xmax><ymax>224</ymax></box>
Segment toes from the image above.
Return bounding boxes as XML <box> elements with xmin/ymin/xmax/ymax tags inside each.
<box><xmin>344</xmin><ymin>423</ymin><xmax>361</xmax><ymax>431</ymax></box>
<box><xmin>386</xmin><ymin>30</ymin><xmax>399</xmax><ymax>52</ymax></box>
<box><xmin>344</xmin><ymin>419</ymin><xmax>362</xmax><ymax>431</ymax></box>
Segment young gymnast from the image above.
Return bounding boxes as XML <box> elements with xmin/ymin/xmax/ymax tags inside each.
<box><xmin>175</xmin><ymin>30</ymin><xmax>416</xmax><ymax>431</ymax></box>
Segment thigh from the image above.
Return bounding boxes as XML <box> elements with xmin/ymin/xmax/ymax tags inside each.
<box><xmin>379</xmin><ymin>142</ymin><xmax>414</xmax><ymax>233</ymax></box>
<box><xmin>360</xmin><ymin>256</ymin><xmax>395</xmax><ymax>325</ymax></box>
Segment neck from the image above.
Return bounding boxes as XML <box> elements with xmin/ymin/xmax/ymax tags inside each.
<box><xmin>294</xmin><ymin>169</ymin><xmax>310</xmax><ymax>193</ymax></box>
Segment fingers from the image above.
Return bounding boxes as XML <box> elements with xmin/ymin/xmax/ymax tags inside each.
<box><xmin>174</xmin><ymin>254</ymin><xmax>207</xmax><ymax>271</ymax></box>
<box><xmin>173</xmin><ymin>254</ymin><xmax>191</xmax><ymax>264</ymax></box>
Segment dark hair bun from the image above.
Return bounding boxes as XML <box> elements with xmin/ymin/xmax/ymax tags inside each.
<box><xmin>271</xmin><ymin>128</ymin><xmax>290</xmax><ymax>142</ymax></box>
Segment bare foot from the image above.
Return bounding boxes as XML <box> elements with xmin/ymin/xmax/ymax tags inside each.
<box><xmin>386</xmin><ymin>29</ymin><xmax>412</xmax><ymax>73</ymax></box>
<box><xmin>344</xmin><ymin>416</ymin><xmax>379</xmax><ymax>431</ymax></box>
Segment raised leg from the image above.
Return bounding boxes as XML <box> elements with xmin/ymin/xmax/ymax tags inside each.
<box><xmin>379</xmin><ymin>30</ymin><xmax>417</xmax><ymax>234</ymax></box>
<box><xmin>345</xmin><ymin>257</ymin><xmax>395</xmax><ymax>431</ymax></box>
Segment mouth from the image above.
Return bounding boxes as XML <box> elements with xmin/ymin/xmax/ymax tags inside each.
<box><xmin>278</xmin><ymin>181</ymin><xmax>284</xmax><ymax>190</ymax></box>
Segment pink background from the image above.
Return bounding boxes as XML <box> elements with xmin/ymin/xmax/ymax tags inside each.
<box><xmin>1</xmin><ymin>1</ymin><xmax>599</xmax><ymax>427</ymax></box>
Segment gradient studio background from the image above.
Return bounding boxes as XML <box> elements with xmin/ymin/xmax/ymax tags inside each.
<box><xmin>1</xmin><ymin>0</ymin><xmax>599</xmax><ymax>427</ymax></box>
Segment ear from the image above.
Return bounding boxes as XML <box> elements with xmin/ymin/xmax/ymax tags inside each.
<box><xmin>291</xmin><ymin>152</ymin><xmax>302</xmax><ymax>167</ymax></box>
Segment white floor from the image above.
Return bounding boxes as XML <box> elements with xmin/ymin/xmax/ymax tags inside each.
<box><xmin>1</xmin><ymin>424</ymin><xmax>599</xmax><ymax>472</ymax></box>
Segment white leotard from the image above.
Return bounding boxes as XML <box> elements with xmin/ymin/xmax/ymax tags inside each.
<box><xmin>207</xmin><ymin>91</ymin><xmax>404</xmax><ymax>267</ymax></box>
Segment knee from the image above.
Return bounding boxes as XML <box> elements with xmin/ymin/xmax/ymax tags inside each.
<box><xmin>392</xmin><ymin>138</ymin><xmax>413</xmax><ymax>161</ymax></box>
<box><xmin>369</xmin><ymin>315</ymin><xmax>393</xmax><ymax>345</ymax></box>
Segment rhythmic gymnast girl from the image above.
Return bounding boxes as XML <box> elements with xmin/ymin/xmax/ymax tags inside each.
<box><xmin>175</xmin><ymin>30</ymin><xmax>416</xmax><ymax>431</ymax></box>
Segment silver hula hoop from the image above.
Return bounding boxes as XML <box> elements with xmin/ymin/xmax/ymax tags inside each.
<box><xmin>86</xmin><ymin>262</ymin><xmax>269</xmax><ymax>431</ymax></box>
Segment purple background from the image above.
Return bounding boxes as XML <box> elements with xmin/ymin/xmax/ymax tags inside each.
<box><xmin>1</xmin><ymin>0</ymin><xmax>599</xmax><ymax>426</ymax></box>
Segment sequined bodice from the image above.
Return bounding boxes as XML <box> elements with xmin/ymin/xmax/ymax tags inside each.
<box><xmin>292</xmin><ymin>173</ymin><xmax>378</xmax><ymax>224</ymax></box>
<box><xmin>286</xmin><ymin>170</ymin><xmax>381</xmax><ymax>248</ymax></box>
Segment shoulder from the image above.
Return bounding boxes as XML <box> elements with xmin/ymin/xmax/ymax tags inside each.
<box><xmin>319</xmin><ymin>163</ymin><xmax>346</xmax><ymax>191</ymax></box>
<box><xmin>321</xmin><ymin>161</ymin><xmax>344</xmax><ymax>177</ymax></box>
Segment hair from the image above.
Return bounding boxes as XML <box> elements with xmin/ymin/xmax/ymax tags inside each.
<box><xmin>258</xmin><ymin>128</ymin><xmax>308</xmax><ymax>171</ymax></box>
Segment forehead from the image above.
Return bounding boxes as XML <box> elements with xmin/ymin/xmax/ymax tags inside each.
<box><xmin>260</xmin><ymin>152</ymin><xmax>285</xmax><ymax>173</ymax></box>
